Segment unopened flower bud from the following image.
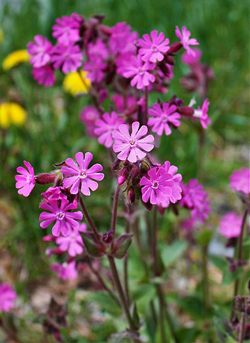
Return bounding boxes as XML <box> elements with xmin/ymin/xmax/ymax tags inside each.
<box><xmin>102</xmin><ymin>230</ymin><xmax>114</xmax><ymax>244</ymax></box>
<box><xmin>127</xmin><ymin>186</ymin><xmax>135</xmax><ymax>204</ymax></box>
<box><xmin>165</xmin><ymin>55</ymin><xmax>175</xmax><ymax>65</ymax></box>
<box><xmin>139</xmin><ymin>160</ymin><xmax>150</xmax><ymax>176</ymax></box>
<box><xmin>168</xmin><ymin>42</ymin><xmax>183</xmax><ymax>54</ymax></box>
<box><xmin>35</xmin><ymin>173</ymin><xmax>57</xmax><ymax>185</ymax></box>
<box><xmin>43</xmin><ymin>235</ymin><xmax>55</xmax><ymax>242</ymax></box>
<box><xmin>118</xmin><ymin>167</ymin><xmax>129</xmax><ymax>185</ymax></box>
<box><xmin>178</xmin><ymin>106</ymin><xmax>194</xmax><ymax>116</ymax></box>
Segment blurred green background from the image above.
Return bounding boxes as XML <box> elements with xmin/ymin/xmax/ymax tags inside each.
<box><xmin>0</xmin><ymin>0</ymin><xmax>249</xmax><ymax>342</ymax></box>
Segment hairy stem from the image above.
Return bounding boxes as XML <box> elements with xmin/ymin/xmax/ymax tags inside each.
<box><xmin>124</xmin><ymin>221</ymin><xmax>131</xmax><ymax>305</ymax></box>
<box><xmin>238</xmin><ymin>312</ymin><xmax>247</xmax><ymax>343</ymax></box>
<box><xmin>111</xmin><ymin>186</ymin><xmax>120</xmax><ymax>247</ymax></box>
<box><xmin>152</xmin><ymin>207</ymin><xmax>178</xmax><ymax>343</ymax></box>
<box><xmin>87</xmin><ymin>257</ymin><xmax>120</xmax><ymax>306</ymax></box>
<box><xmin>79</xmin><ymin>196</ymin><xmax>100</xmax><ymax>242</ymax></box>
<box><xmin>108</xmin><ymin>256</ymin><xmax>138</xmax><ymax>333</ymax></box>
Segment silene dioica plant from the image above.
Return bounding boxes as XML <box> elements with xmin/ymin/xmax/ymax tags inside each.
<box><xmin>3</xmin><ymin>12</ymin><xmax>248</xmax><ymax>343</ymax></box>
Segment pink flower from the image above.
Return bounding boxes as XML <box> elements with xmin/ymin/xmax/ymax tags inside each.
<box><xmin>51</xmin><ymin>43</ymin><xmax>82</xmax><ymax>74</ymax></box>
<box><xmin>175</xmin><ymin>26</ymin><xmax>199</xmax><ymax>56</ymax></box>
<box><xmin>94</xmin><ymin>112</ymin><xmax>124</xmax><ymax>148</ymax></box>
<box><xmin>160</xmin><ymin>161</ymin><xmax>182</xmax><ymax>207</ymax></box>
<box><xmin>39</xmin><ymin>199</ymin><xmax>83</xmax><ymax>237</ymax></box>
<box><xmin>32</xmin><ymin>66</ymin><xmax>55</xmax><ymax>87</ymax></box>
<box><xmin>52</xmin><ymin>13</ymin><xmax>82</xmax><ymax>44</ymax></box>
<box><xmin>84</xmin><ymin>56</ymin><xmax>106</xmax><ymax>83</ymax></box>
<box><xmin>180</xmin><ymin>179</ymin><xmax>211</xmax><ymax>223</ymax></box>
<box><xmin>193</xmin><ymin>99</ymin><xmax>211</xmax><ymax>129</ymax></box>
<box><xmin>148</xmin><ymin>102</ymin><xmax>181</xmax><ymax>136</ymax></box>
<box><xmin>52</xmin><ymin>261</ymin><xmax>78</xmax><ymax>280</ymax></box>
<box><xmin>181</xmin><ymin>217</ymin><xmax>196</xmax><ymax>232</ymax></box>
<box><xmin>219</xmin><ymin>212</ymin><xmax>242</xmax><ymax>239</ymax></box>
<box><xmin>111</xmin><ymin>94</ymin><xmax>137</xmax><ymax>113</ymax></box>
<box><xmin>140</xmin><ymin>163</ymin><xmax>181</xmax><ymax>206</ymax></box>
<box><xmin>122</xmin><ymin>55</ymin><xmax>155</xmax><ymax>89</ymax></box>
<box><xmin>61</xmin><ymin>152</ymin><xmax>104</xmax><ymax>195</ymax></box>
<box><xmin>27</xmin><ymin>35</ymin><xmax>53</xmax><ymax>68</ymax></box>
<box><xmin>138</xmin><ymin>30</ymin><xmax>170</xmax><ymax>63</ymax></box>
<box><xmin>181</xmin><ymin>48</ymin><xmax>202</xmax><ymax>65</ymax></box>
<box><xmin>110</xmin><ymin>22</ymin><xmax>138</xmax><ymax>55</ymax></box>
<box><xmin>80</xmin><ymin>106</ymin><xmax>100</xmax><ymax>137</ymax></box>
<box><xmin>230</xmin><ymin>168</ymin><xmax>250</xmax><ymax>195</ymax></box>
<box><xmin>88</xmin><ymin>39</ymin><xmax>109</xmax><ymax>60</ymax></box>
<box><xmin>41</xmin><ymin>187</ymin><xmax>67</xmax><ymax>201</ymax></box>
<box><xmin>15</xmin><ymin>161</ymin><xmax>35</xmax><ymax>197</ymax></box>
<box><xmin>113</xmin><ymin>121</ymin><xmax>154</xmax><ymax>163</ymax></box>
<box><xmin>0</xmin><ymin>283</ymin><xmax>16</xmax><ymax>312</ymax></box>
<box><xmin>56</xmin><ymin>229</ymin><xmax>84</xmax><ymax>257</ymax></box>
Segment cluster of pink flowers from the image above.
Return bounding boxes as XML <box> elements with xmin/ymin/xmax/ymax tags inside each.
<box><xmin>15</xmin><ymin>151</ymin><xmax>105</xmax><ymax>280</ymax></box>
<box><xmin>20</xmin><ymin>14</ymin><xmax>214</xmax><ymax>283</ymax></box>
<box><xmin>0</xmin><ymin>283</ymin><xmax>16</xmax><ymax>312</ymax></box>
<box><xmin>180</xmin><ymin>179</ymin><xmax>211</xmax><ymax>224</ymax></box>
<box><xmin>219</xmin><ymin>212</ymin><xmax>242</xmax><ymax>239</ymax></box>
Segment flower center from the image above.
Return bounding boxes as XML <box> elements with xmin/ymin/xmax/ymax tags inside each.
<box><xmin>79</xmin><ymin>170</ymin><xmax>87</xmax><ymax>179</ymax></box>
<box><xmin>57</xmin><ymin>212</ymin><xmax>65</xmax><ymax>220</ymax></box>
<box><xmin>26</xmin><ymin>175</ymin><xmax>32</xmax><ymax>182</ymax></box>
<box><xmin>129</xmin><ymin>139</ymin><xmax>137</xmax><ymax>147</ymax></box>
<box><xmin>162</xmin><ymin>114</ymin><xmax>168</xmax><ymax>122</ymax></box>
<box><xmin>138</xmin><ymin>68</ymin><xmax>144</xmax><ymax>75</ymax></box>
<box><xmin>152</xmin><ymin>45</ymin><xmax>158</xmax><ymax>52</ymax></box>
<box><xmin>152</xmin><ymin>181</ymin><xmax>159</xmax><ymax>189</ymax></box>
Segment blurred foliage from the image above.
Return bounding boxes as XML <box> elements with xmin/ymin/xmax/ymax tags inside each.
<box><xmin>0</xmin><ymin>0</ymin><xmax>249</xmax><ymax>342</ymax></box>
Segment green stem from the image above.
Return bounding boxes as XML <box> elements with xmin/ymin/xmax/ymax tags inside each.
<box><xmin>79</xmin><ymin>196</ymin><xmax>100</xmax><ymax>242</ymax></box>
<box><xmin>231</xmin><ymin>209</ymin><xmax>249</xmax><ymax>320</ymax></box>
<box><xmin>201</xmin><ymin>245</ymin><xmax>209</xmax><ymax>315</ymax></box>
<box><xmin>108</xmin><ymin>256</ymin><xmax>138</xmax><ymax>333</ymax></box>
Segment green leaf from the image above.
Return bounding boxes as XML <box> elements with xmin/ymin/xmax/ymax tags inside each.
<box><xmin>222</xmin><ymin>267</ymin><xmax>243</xmax><ymax>286</ymax></box>
<box><xmin>161</xmin><ymin>240</ymin><xmax>188</xmax><ymax>268</ymax></box>
<box><xmin>88</xmin><ymin>291</ymin><xmax>121</xmax><ymax>316</ymax></box>
<box><xmin>209</xmin><ymin>254</ymin><xmax>228</xmax><ymax>271</ymax></box>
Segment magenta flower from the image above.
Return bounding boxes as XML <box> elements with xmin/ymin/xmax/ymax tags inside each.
<box><xmin>80</xmin><ymin>106</ymin><xmax>100</xmax><ymax>137</ymax></box>
<box><xmin>110</xmin><ymin>22</ymin><xmax>138</xmax><ymax>55</ymax></box>
<box><xmin>56</xmin><ymin>229</ymin><xmax>84</xmax><ymax>257</ymax></box>
<box><xmin>181</xmin><ymin>48</ymin><xmax>202</xmax><ymax>65</ymax></box>
<box><xmin>61</xmin><ymin>152</ymin><xmax>104</xmax><ymax>195</ymax></box>
<box><xmin>32</xmin><ymin>66</ymin><xmax>55</xmax><ymax>87</ymax></box>
<box><xmin>84</xmin><ymin>56</ymin><xmax>106</xmax><ymax>83</ymax></box>
<box><xmin>123</xmin><ymin>55</ymin><xmax>155</xmax><ymax>89</ymax></box>
<box><xmin>148</xmin><ymin>102</ymin><xmax>181</xmax><ymax>136</ymax></box>
<box><xmin>219</xmin><ymin>212</ymin><xmax>242</xmax><ymax>239</ymax></box>
<box><xmin>41</xmin><ymin>187</ymin><xmax>67</xmax><ymax>201</ymax></box>
<box><xmin>113</xmin><ymin>121</ymin><xmax>154</xmax><ymax>163</ymax></box>
<box><xmin>160</xmin><ymin>161</ymin><xmax>182</xmax><ymax>207</ymax></box>
<box><xmin>94</xmin><ymin>112</ymin><xmax>125</xmax><ymax>148</ymax></box>
<box><xmin>27</xmin><ymin>35</ymin><xmax>53</xmax><ymax>68</ymax></box>
<box><xmin>88</xmin><ymin>39</ymin><xmax>109</xmax><ymax>60</ymax></box>
<box><xmin>180</xmin><ymin>179</ymin><xmax>211</xmax><ymax>223</ymax></box>
<box><xmin>230</xmin><ymin>168</ymin><xmax>250</xmax><ymax>195</ymax></box>
<box><xmin>52</xmin><ymin>13</ymin><xmax>82</xmax><ymax>44</ymax></box>
<box><xmin>15</xmin><ymin>161</ymin><xmax>35</xmax><ymax>197</ymax></box>
<box><xmin>138</xmin><ymin>30</ymin><xmax>170</xmax><ymax>63</ymax></box>
<box><xmin>52</xmin><ymin>261</ymin><xmax>78</xmax><ymax>280</ymax></box>
<box><xmin>51</xmin><ymin>43</ymin><xmax>82</xmax><ymax>74</ymax></box>
<box><xmin>140</xmin><ymin>166</ymin><xmax>179</xmax><ymax>206</ymax></box>
<box><xmin>175</xmin><ymin>26</ymin><xmax>199</xmax><ymax>56</ymax></box>
<box><xmin>39</xmin><ymin>199</ymin><xmax>83</xmax><ymax>237</ymax></box>
<box><xmin>193</xmin><ymin>99</ymin><xmax>211</xmax><ymax>129</ymax></box>
<box><xmin>111</xmin><ymin>94</ymin><xmax>137</xmax><ymax>113</ymax></box>
<box><xmin>0</xmin><ymin>283</ymin><xmax>16</xmax><ymax>312</ymax></box>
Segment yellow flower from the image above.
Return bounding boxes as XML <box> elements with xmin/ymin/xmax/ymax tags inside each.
<box><xmin>0</xmin><ymin>29</ymin><xmax>3</xmax><ymax>43</ymax></box>
<box><xmin>0</xmin><ymin>103</ymin><xmax>27</xmax><ymax>128</ymax></box>
<box><xmin>63</xmin><ymin>71</ymin><xmax>91</xmax><ymax>96</ymax></box>
<box><xmin>2</xmin><ymin>50</ymin><xmax>30</xmax><ymax>71</ymax></box>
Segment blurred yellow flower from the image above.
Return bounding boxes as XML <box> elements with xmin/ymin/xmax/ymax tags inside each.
<box><xmin>63</xmin><ymin>71</ymin><xmax>91</xmax><ymax>96</ymax></box>
<box><xmin>2</xmin><ymin>50</ymin><xmax>30</xmax><ymax>71</ymax></box>
<box><xmin>0</xmin><ymin>29</ymin><xmax>3</xmax><ymax>43</ymax></box>
<box><xmin>0</xmin><ymin>103</ymin><xmax>27</xmax><ymax>129</ymax></box>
